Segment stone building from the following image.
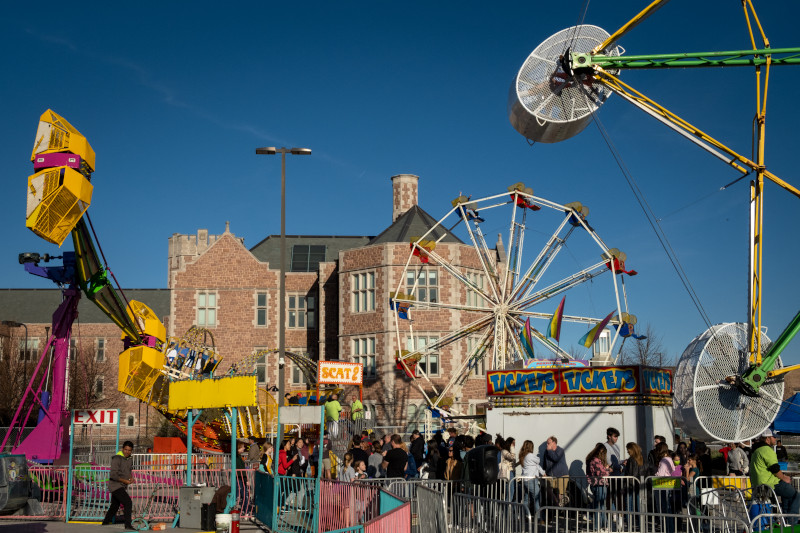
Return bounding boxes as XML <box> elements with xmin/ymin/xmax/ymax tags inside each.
<box><xmin>1</xmin><ymin>173</ymin><xmax>499</xmax><ymax>446</ymax></box>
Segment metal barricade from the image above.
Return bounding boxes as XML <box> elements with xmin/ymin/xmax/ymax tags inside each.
<box><xmin>273</xmin><ymin>475</ymin><xmax>319</xmax><ymax>533</ymax></box>
<box><xmin>0</xmin><ymin>466</ymin><xmax>69</xmax><ymax>521</ymax></box>
<box><xmin>417</xmin><ymin>484</ymin><xmax>449</xmax><ymax>533</ymax></box>
<box><xmin>363</xmin><ymin>498</ymin><xmax>411</xmax><ymax>533</ymax></box>
<box><xmin>385</xmin><ymin>479</ymin><xmax>462</xmax><ymax>533</ymax></box>
<box><xmin>451</xmin><ymin>492</ymin><xmax>532</xmax><ymax>533</ymax></box>
<box><xmin>318</xmin><ymin>479</ymin><xmax>382</xmax><ymax>532</ymax></box>
<box><xmin>533</xmin><ymin>504</ymin><xmax>751</xmax><ymax>533</ymax></box>
<box><xmin>749</xmin><ymin>513</ymin><xmax>800</xmax><ymax>532</ymax></box>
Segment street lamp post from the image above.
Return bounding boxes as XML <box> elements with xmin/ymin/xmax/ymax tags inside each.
<box><xmin>254</xmin><ymin>147</ymin><xmax>311</xmax><ymax>411</ymax></box>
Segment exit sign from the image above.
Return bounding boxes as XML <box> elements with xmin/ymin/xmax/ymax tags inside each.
<box><xmin>73</xmin><ymin>409</ymin><xmax>119</xmax><ymax>425</ymax></box>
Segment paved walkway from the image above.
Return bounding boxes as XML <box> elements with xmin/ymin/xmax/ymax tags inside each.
<box><xmin>0</xmin><ymin>520</ymin><xmax>265</xmax><ymax>532</ymax></box>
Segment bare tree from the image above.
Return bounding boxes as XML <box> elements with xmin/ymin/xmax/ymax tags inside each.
<box><xmin>67</xmin><ymin>341</ymin><xmax>120</xmax><ymax>411</ymax></box>
<box><xmin>618</xmin><ymin>324</ymin><xmax>674</xmax><ymax>367</ymax></box>
<box><xmin>0</xmin><ymin>332</ymin><xmax>30</xmax><ymax>426</ymax></box>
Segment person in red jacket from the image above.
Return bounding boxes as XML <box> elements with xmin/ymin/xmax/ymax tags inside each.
<box><xmin>278</xmin><ymin>439</ymin><xmax>298</xmax><ymax>475</ymax></box>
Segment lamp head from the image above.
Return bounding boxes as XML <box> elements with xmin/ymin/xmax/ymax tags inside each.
<box><xmin>255</xmin><ymin>147</ymin><xmax>277</xmax><ymax>155</ymax></box>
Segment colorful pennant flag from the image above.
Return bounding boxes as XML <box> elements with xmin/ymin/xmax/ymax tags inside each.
<box><xmin>578</xmin><ymin>310</ymin><xmax>615</xmax><ymax>348</ymax></box>
<box><xmin>519</xmin><ymin>318</ymin><xmax>535</xmax><ymax>359</ymax></box>
<box><xmin>548</xmin><ymin>296</ymin><xmax>566</xmax><ymax>342</ymax></box>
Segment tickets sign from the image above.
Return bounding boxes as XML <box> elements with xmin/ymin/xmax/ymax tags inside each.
<box><xmin>73</xmin><ymin>409</ymin><xmax>119</xmax><ymax>425</ymax></box>
<box><xmin>318</xmin><ymin>361</ymin><xmax>363</xmax><ymax>385</ymax></box>
<box><xmin>487</xmin><ymin>366</ymin><xmax>672</xmax><ymax>396</ymax></box>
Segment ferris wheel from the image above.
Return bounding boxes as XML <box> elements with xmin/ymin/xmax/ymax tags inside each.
<box><xmin>390</xmin><ymin>185</ymin><xmax>639</xmax><ymax>411</ymax></box>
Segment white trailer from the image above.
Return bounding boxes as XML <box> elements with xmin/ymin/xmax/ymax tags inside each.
<box><xmin>485</xmin><ymin>365</ymin><xmax>674</xmax><ymax>471</ymax></box>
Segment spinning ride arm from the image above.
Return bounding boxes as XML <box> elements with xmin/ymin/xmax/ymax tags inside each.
<box><xmin>560</xmin><ymin>2</ymin><xmax>800</xmax><ymax>394</ymax></box>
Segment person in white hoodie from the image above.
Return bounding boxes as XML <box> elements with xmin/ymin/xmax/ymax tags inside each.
<box><xmin>519</xmin><ymin>440</ymin><xmax>547</xmax><ymax>518</ymax></box>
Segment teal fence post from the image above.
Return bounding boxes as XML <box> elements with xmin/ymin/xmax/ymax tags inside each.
<box><xmin>65</xmin><ymin>412</ymin><xmax>75</xmax><ymax>522</ymax></box>
<box><xmin>225</xmin><ymin>407</ymin><xmax>238</xmax><ymax>513</ymax></box>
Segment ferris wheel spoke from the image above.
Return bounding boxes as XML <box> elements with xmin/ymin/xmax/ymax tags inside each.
<box><xmin>516</xmin><ymin>261</ymin><xmax>610</xmax><ymax>309</ymax></box>
<box><xmin>514</xmin><ymin>310</ymin><xmax>622</xmax><ymax>327</ymax></box>
<box><xmin>397</xmin><ymin>298</ymin><xmax>490</xmax><ymax>314</ymax></box>
<box><xmin>455</xmin><ymin>205</ymin><xmax>502</xmax><ymax>301</ymax></box>
<box><xmin>512</xmin><ymin>218</ymin><xmax>576</xmax><ymax>303</ymax></box>
<box><xmin>423</xmin><ymin>247</ymin><xmax>495</xmax><ymax>305</ymax></box>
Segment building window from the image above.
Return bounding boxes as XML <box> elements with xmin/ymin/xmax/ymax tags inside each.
<box><xmin>127</xmin><ymin>414</ymin><xmax>136</xmax><ymax>427</ymax></box>
<box><xmin>95</xmin><ymin>338</ymin><xmax>105</xmax><ymax>362</ymax></box>
<box><xmin>352</xmin><ymin>272</ymin><xmax>376</xmax><ymax>313</ymax></box>
<box><xmin>406</xmin><ymin>403</ymin><xmax>425</xmax><ymax>433</ymax></box>
<box><xmin>197</xmin><ymin>292</ymin><xmax>217</xmax><ymax>327</ymax></box>
<box><xmin>255</xmin><ymin>292</ymin><xmax>268</xmax><ymax>327</ymax></box>
<box><xmin>94</xmin><ymin>376</ymin><xmax>104</xmax><ymax>399</ymax></box>
<box><xmin>69</xmin><ymin>338</ymin><xmax>77</xmax><ymax>360</ymax></box>
<box><xmin>466</xmin><ymin>271</ymin><xmax>488</xmax><ymax>308</ymax></box>
<box><xmin>352</xmin><ymin>337</ymin><xmax>376</xmax><ymax>379</ymax></box>
<box><xmin>288</xmin><ymin>294</ymin><xmax>316</xmax><ymax>329</ymax></box>
<box><xmin>467</xmin><ymin>336</ymin><xmax>489</xmax><ymax>377</ymax></box>
<box><xmin>407</xmin><ymin>268</ymin><xmax>438</xmax><ymax>303</ymax></box>
<box><xmin>407</xmin><ymin>336</ymin><xmax>439</xmax><ymax>377</ymax></box>
<box><xmin>292</xmin><ymin>361</ymin><xmax>308</xmax><ymax>386</ymax></box>
<box><xmin>254</xmin><ymin>347</ymin><xmax>269</xmax><ymax>386</ymax></box>
<box><xmin>20</xmin><ymin>338</ymin><xmax>40</xmax><ymax>361</ymax></box>
<box><xmin>291</xmin><ymin>245</ymin><xmax>326</xmax><ymax>273</ymax></box>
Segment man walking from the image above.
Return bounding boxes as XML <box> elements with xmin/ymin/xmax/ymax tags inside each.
<box><xmin>102</xmin><ymin>440</ymin><xmax>135</xmax><ymax>530</ymax></box>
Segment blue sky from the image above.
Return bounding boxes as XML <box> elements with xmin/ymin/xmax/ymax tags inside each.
<box><xmin>3</xmin><ymin>1</ymin><xmax>800</xmax><ymax>364</ymax></box>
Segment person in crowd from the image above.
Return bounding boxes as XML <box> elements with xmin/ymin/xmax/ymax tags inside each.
<box><xmin>542</xmin><ymin>435</ymin><xmax>569</xmax><ymax>507</ymax></box>
<box><xmin>279</xmin><ymin>439</ymin><xmax>298</xmax><ymax>476</ymax></box>
<box><xmin>422</xmin><ymin>440</ymin><xmax>440</xmax><ymax>479</ymax></box>
<box><xmin>719</xmin><ymin>443</ymin><xmax>733</xmax><ymax>463</ymax></box>
<box><xmin>587</xmin><ymin>442</ymin><xmax>611</xmax><ymax>531</ymax></box>
<box><xmin>447</xmin><ymin>427</ymin><xmax>457</xmax><ymax>449</ymax></box>
<box><xmin>351</xmin><ymin>397</ymin><xmax>364</xmax><ymax>421</ymax></box>
<box><xmin>338</xmin><ymin>453</ymin><xmax>356</xmax><ymax>482</ymax></box>
<box><xmin>684</xmin><ymin>454</ymin><xmax>700</xmax><ymax>483</ymax></box>
<box><xmin>296</xmin><ymin>438</ymin><xmax>309</xmax><ymax>476</ymax></box>
<box><xmin>444</xmin><ymin>446</ymin><xmax>463</xmax><ymax>481</ymax></box>
<box><xmin>519</xmin><ymin>439</ymin><xmax>546</xmax><ymax>519</ymax></box>
<box><xmin>402</xmin><ymin>439</ymin><xmax>418</xmax><ymax>479</ymax></box>
<box><xmin>462</xmin><ymin>435</ymin><xmax>474</xmax><ymax>459</ymax></box>
<box><xmin>676</xmin><ymin>441</ymin><xmax>689</xmax><ymax>466</ymax></box>
<box><xmin>654</xmin><ymin>441</ymin><xmax>676</xmax><ymax>533</ymax></box>
<box><xmin>382</xmin><ymin>434</ymin><xmax>408</xmax><ymax>478</ymax></box>
<box><xmin>247</xmin><ymin>437</ymin><xmax>261</xmax><ymax>466</ymax></box>
<box><xmin>498</xmin><ymin>435</ymin><xmax>517</xmax><ymax>501</ymax></box>
<box><xmin>307</xmin><ymin>439</ymin><xmax>318</xmax><ymax>478</ymax></box>
<box><xmin>353</xmin><ymin>459</ymin><xmax>368</xmax><ymax>480</ymax></box>
<box><xmin>260</xmin><ymin>443</ymin><xmax>274</xmax><ymax>474</ymax></box>
<box><xmin>324</xmin><ymin>393</ymin><xmax>342</xmax><ymax>437</ymax></box>
<box><xmin>751</xmin><ymin>429</ymin><xmax>800</xmax><ymax>525</ymax></box>
<box><xmin>321</xmin><ymin>432</ymin><xmax>333</xmax><ymax>479</ymax></box>
<box><xmin>381</xmin><ymin>434</ymin><xmax>393</xmax><ymax>453</ymax></box>
<box><xmin>361</xmin><ymin>430</ymin><xmax>371</xmax><ymax>443</ymax></box>
<box><xmin>368</xmin><ymin>441</ymin><xmax>384</xmax><ymax>478</ymax></box>
<box><xmin>728</xmin><ymin>442</ymin><xmax>749</xmax><ymax>476</ymax></box>
<box><xmin>604</xmin><ymin>427</ymin><xmax>622</xmax><ymax>475</ymax></box>
<box><xmin>696</xmin><ymin>443</ymin><xmax>712</xmax><ymax>477</ymax></box>
<box><xmin>348</xmin><ymin>436</ymin><xmax>369</xmax><ymax>466</ymax></box>
<box><xmin>410</xmin><ymin>429</ymin><xmax>425</xmax><ymax>468</ymax></box>
<box><xmin>622</xmin><ymin>442</ymin><xmax>647</xmax><ymax>514</ymax></box>
<box><xmin>234</xmin><ymin>441</ymin><xmax>250</xmax><ymax>511</ymax></box>
<box><xmin>102</xmin><ymin>440</ymin><xmax>135</xmax><ymax>530</ymax></box>
<box><xmin>777</xmin><ymin>439</ymin><xmax>789</xmax><ymax>463</ymax></box>
<box><xmin>648</xmin><ymin>435</ymin><xmax>666</xmax><ymax>474</ymax></box>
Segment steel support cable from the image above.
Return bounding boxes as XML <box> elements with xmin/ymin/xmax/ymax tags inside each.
<box><xmin>586</xmin><ymin>108</ymin><xmax>715</xmax><ymax>333</ymax></box>
<box><xmin>84</xmin><ymin>213</ymin><xmax>132</xmax><ymax>312</ymax></box>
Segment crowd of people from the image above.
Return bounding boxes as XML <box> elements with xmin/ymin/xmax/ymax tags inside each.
<box><xmin>230</xmin><ymin>420</ymin><xmax>800</xmax><ymax>528</ymax></box>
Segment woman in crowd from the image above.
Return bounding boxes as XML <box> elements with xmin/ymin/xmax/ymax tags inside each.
<box><xmin>338</xmin><ymin>452</ymin><xmax>356</xmax><ymax>482</ymax></box>
<box><xmin>587</xmin><ymin>442</ymin><xmax>611</xmax><ymax>531</ymax></box>
<box><xmin>368</xmin><ymin>441</ymin><xmax>384</xmax><ymax>478</ymax></box>
<box><xmin>622</xmin><ymin>442</ymin><xmax>647</xmax><ymax>520</ymax></box>
<box><xmin>654</xmin><ymin>442</ymin><xmax>676</xmax><ymax>533</ymax></box>
<box><xmin>422</xmin><ymin>440</ymin><xmax>441</xmax><ymax>480</ymax></box>
<box><xmin>444</xmin><ymin>446</ymin><xmax>463</xmax><ymax>481</ymax></box>
<box><xmin>279</xmin><ymin>439</ymin><xmax>298</xmax><ymax>475</ymax></box>
<box><xmin>519</xmin><ymin>440</ymin><xmax>545</xmax><ymax>518</ymax></box>
<box><xmin>353</xmin><ymin>460</ymin><xmax>368</xmax><ymax>480</ymax></box>
<box><xmin>498</xmin><ymin>435</ymin><xmax>517</xmax><ymax>501</ymax></box>
<box><xmin>259</xmin><ymin>443</ymin><xmax>274</xmax><ymax>474</ymax></box>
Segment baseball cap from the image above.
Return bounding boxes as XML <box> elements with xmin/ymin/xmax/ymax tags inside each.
<box><xmin>762</xmin><ymin>429</ymin><xmax>776</xmax><ymax>438</ymax></box>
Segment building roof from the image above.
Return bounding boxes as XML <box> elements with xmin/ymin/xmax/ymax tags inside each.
<box><xmin>0</xmin><ymin>289</ymin><xmax>171</xmax><ymax>325</ymax></box>
<box><xmin>249</xmin><ymin>235</ymin><xmax>373</xmax><ymax>271</ymax></box>
<box><xmin>368</xmin><ymin>205</ymin><xmax>463</xmax><ymax>245</ymax></box>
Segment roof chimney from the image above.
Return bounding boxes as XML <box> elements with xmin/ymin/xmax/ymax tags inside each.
<box><xmin>391</xmin><ymin>174</ymin><xmax>419</xmax><ymax>222</ymax></box>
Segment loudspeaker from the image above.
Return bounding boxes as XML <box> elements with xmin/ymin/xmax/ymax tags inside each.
<box><xmin>465</xmin><ymin>445</ymin><xmax>499</xmax><ymax>485</ymax></box>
